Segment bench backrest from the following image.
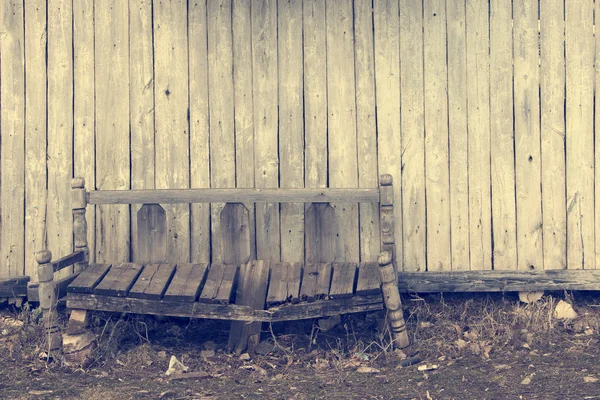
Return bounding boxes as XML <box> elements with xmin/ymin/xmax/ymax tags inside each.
<box><xmin>71</xmin><ymin>174</ymin><xmax>396</xmax><ymax>266</ymax></box>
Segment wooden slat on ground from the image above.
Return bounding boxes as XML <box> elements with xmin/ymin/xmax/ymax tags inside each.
<box><xmin>95</xmin><ymin>0</ymin><xmax>130</xmax><ymax>263</ymax></box>
<box><xmin>374</xmin><ymin>0</ymin><xmax>401</xmax><ymax>268</ymax></box>
<box><xmin>154</xmin><ymin>0</ymin><xmax>190</xmax><ymax>263</ymax></box>
<box><xmin>198</xmin><ymin>264</ymin><xmax>238</xmax><ymax>304</ymax></box>
<box><xmin>399</xmin><ymin>0</ymin><xmax>425</xmax><ymax>272</ymax></box>
<box><xmin>278</xmin><ymin>0</ymin><xmax>305</xmax><ymax>263</ymax></box>
<box><xmin>299</xmin><ymin>263</ymin><xmax>332</xmax><ymax>301</ymax></box>
<box><xmin>514</xmin><ymin>0</ymin><xmax>543</xmax><ymax>271</ymax></box>
<box><xmin>94</xmin><ymin>263</ymin><xmax>143</xmax><ymax>297</ymax></box>
<box><xmin>68</xmin><ymin>264</ymin><xmax>112</xmax><ymax>294</ymax></box>
<box><xmin>129</xmin><ymin>264</ymin><xmax>176</xmax><ymax>300</ymax></box>
<box><xmin>329</xmin><ymin>263</ymin><xmax>357</xmax><ymax>299</ymax></box>
<box><xmin>130</xmin><ymin>0</ymin><xmax>155</xmax><ymax>263</ymax></box>
<box><xmin>24</xmin><ymin>0</ymin><xmax>47</xmax><ymax>280</ymax></box>
<box><xmin>326</xmin><ymin>0</ymin><xmax>359</xmax><ymax>262</ymax></box>
<box><xmin>252</xmin><ymin>0</ymin><xmax>280</xmax><ymax>261</ymax></box>
<box><xmin>137</xmin><ymin>205</ymin><xmax>167</xmax><ymax>264</ymax></box>
<box><xmin>73</xmin><ymin>0</ymin><xmax>96</xmax><ymax>267</ymax></box>
<box><xmin>303</xmin><ymin>0</ymin><xmax>327</xmax><ymax>191</ymax></box>
<box><xmin>446</xmin><ymin>0</ymin><xmax>469</xmax><ymax>270</ymax></box>
<box><xmin>208</xmin><ymin>0</ymin><xmax>235</xmax><ymax>265</ymax></box>
<box><xmin>356</xmin><ymin>262</ymin><xmax>381</xmax><ymax>296</ymax></box>
<box><xmin>565</xmin><ymin>0</ymin><xmax>595</xmax><ymax>269</ymax></box>
<box><xmin>232</xmin><ymin>0</ymin><xmax>257</xmax><ymax>261</ymax></box>
<box><xmin>229</xmin><ymin>260</ymin><xmax>270</xmax><ymax>354</ymax></box>
<box><xmin>540</xmin><ymin>0</ymin><xmax>566</xmax><ymax>270</ymax></box>
<box><xmin>423</xmin><ymin>0</ymin><xmax>450</xmax><ymax>271</ymax></box>
<box><xmin>354</xmin><ymin>0</ymin><xmax>379</xmax><ymax>262</ymax></box>
<box><xmin>47</xmin><ymin>0</ymin><xmax>73</xmax><ymax>278</ymax></box>
<box><xmin>267</xmin><ymin>262</ymin><xmax>302</xmax><ymax>306</ymax></box>
<box><xmin>466</xmin><ymin>0</ymin><xmax>492</xmax><ymax>270</ymax></box>
<box><xmin>304</xmin><ymin>203</ymin><xmax>337</xmax><ymax>264</ymax></box>
<box><xmin>189</xmin><ymin>0</ymin><xmax>211</xmax><ymax>263</ymax></box>
<box><xmin>163</xmin><ymin>263</ymin><xmax>209</xmax><ymax>302</ymax></box>
<box><xmin>489</xmin><ymin>0</ymin><xmax>517</xmax><ymax>270</ymax></box>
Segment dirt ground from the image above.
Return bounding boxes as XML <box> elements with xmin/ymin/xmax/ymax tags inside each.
<box><xmin>2</xmin><ymin>292</ymin><xmax>600</xmax><ymax>400</ymax></box>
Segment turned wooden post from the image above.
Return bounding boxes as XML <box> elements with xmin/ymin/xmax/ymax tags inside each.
<box><xmin>379</xmin><ymin>174</ymin><xmax>396</xmax><ymax>274</ymax></box>
<box><xmin>36</xmin><ymin>250</ymin><xmax>62</xmax><ymax>354</ymax></box>
<box><xmin>72</xmin><ymin>177</ymin><xmax>89</xmax><ymax>273</ymax></box>
<box><xmin>378</xmin><ymin>251</ymin><xmax>410</xmax><ymax>349</ymax></box>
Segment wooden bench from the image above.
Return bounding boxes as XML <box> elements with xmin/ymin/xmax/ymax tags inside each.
<box><xmin>36</xmin><ymin>174</ymin><xmax>408</xmax><ymax>360</ymax></box>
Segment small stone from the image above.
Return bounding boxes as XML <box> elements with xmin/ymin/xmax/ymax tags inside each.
<box><xmin>318</xmin><ymin>315</ymin><xmax>341</xmax><ymax>332</ymax></box>
<box><xmin>254</xmin><ymin>341</ymin><xmax>275</xmax><ymax>356</ymax></box>
<box><xmin>521</xmin><ymin>377</ymin><xmax>532</xmax><ymax>385</ymax></box>
<box><xmin>518</xmin><ymin>291</ymin><xmax>544</xmax><ymax>303</ymax></box>
<box><xmin>239</xmin><ymin>353</ymin><xmax>251</xmax><ymax>361</ymax></box>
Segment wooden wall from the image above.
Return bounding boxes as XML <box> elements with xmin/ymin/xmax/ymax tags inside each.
<box><xmin>0</xmin><ymin>0</ymin><xmax>593</xmax><ymax>279</ymax></box>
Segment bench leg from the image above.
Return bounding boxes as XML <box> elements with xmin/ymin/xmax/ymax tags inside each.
<box><xmin>36</xmin><ymin>251</ymin><xmax>62</xmax><ymax>356</ymax></box>
<box><xmin>378</xmin><ymin>251</ymin><xmax>410</xmax><ymax>349</ymax></box>
<box><xmin>63</xmin><ymin>309</ymin><xmax>95</xmax><ymax>367</ymax></box>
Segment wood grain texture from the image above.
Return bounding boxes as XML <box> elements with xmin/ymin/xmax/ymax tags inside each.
<box><xmin>490</xmin><ymin>0</ymin><xmax>517</xmax><ymax>270</ymax></box>
<box><xmin>137</xmin><ymin>205</ymin><xmax>167</xmax><ymax>264</ymax></box>
<box><xmin>299</xmin><ymin>263</ymin><xmax>332</xmax><ymax>301</ymax></box>
<box><xmin>466</xmin><ymin>0</ymin><xmax>492</xmax><ymax>270</ymax></box>
<box><xmin>304</xmin><ymin>203</ymin><xmax>337</xmax><ymax>264</ymax></box>
<box><xmin>94</xmin><ymin>263</ymin><xmax>143</xmax><ymax>297</ymax></box>
<box><xmin>423</xmin><ymin>0</ymin><xmax>451</xmax><ymax>271</ymax></box>
<box><xmin>73</xmin><ymin>0</ymin><xmax>95</xmax><ymax>266</ymax></box>
<box><xmin>252</xmin><ymin>0</ymin><xmax>280</xmax><ymax>261</ymax></box>
<box><xmin>326</xmin><ymin>0</ymin><xmax>359</xmax><ymax>262</ymax></box>
<box><xmin>540</xmin><ymin>0</ymin><xmax>566</xmax><ymax>270</ymax></box>
<box><xmin>189</xmin><ymin>0</ymin><xmax>211</xmax><ymax>263</ymax></box>
<box><xmin>566</xmin><ymin>0</ymin><xmax>595</xmax><ymax>269</ymax></box>
<box><xmin>129</xmin><ymin>263</ymin><xmax>176</xmax><ymax>300</ymax></box>
<box><xmin>374</xmin><ymin>0</ymin><xmax>401</xmax><ymax>268</ymax></box>
<box><xmin>356</xmin><ymin>262</ymin><xmax>381</xmax><ymax>296</ymax></box>
<box><xmin>154</xmin><ymin>0</ymin><xmax>190</xmax><ymax>263</ymax></box>
<box><xmin>216</xmin><ymin>203</ymin><xmax>251</xmax><ymax>265</ymax></box>
<box><xmin>514</xmin><ymin>0</ymin><xmax>543</xmax><ymax>271</ymax></box>
<box><xmin>278</xmin><ymin>0</ymin><xmax>305</xmax><ymax>263</ymax></box>
<box><xmin>163</xmin><ymin>263</ymin><xmax>209</xmax><ymax>302</ymax></box>
<box><xmin>399</xmin><ymin>0</ymin><xmax>425</xmax><ymax>272</ymax></box>
<box><xmin>24</xmin><ymin>0</ymin><xmax>47</xmax><ymax>280</ymax></box>
<box><xmin>208</xmin><ymin>0</ymin><xmax>235</xmax><ymax>265</ymax></box>
<box><xmin>354</xmin><ymin>0</ymin><xmax>379</xmax><ymax>262</ymax></box>
<box><xmin>267</xmin><ymin>262</ymin><xmax>302</xmax><ymax>306</ymax></box>
<box><xmin>95</xmin><ymin>0</ymin><xmax>130</xmax><ymax>263</ymax></box>
<box><xmin>329</xmin><ymin>262</ymin><xmax>357</xmax><ymax>299</ymax></box>
<box><xmin>232</xmin><ymin>0</ymin><xmax>257</xmax><ymax>261</ymax></box>
<box><xmin>303</xmin><ymin>0</ymin><xmax>327</xmax><ymax>190</ymax></box>
<box><xmin>130</xmin><ymin>0</ymin><xmax>155</xmax><ymax>262</ymax></box>
<box><xmin>68</xmin><ymin>264</ymin><xmax>112</xmax><ymax>294</ymax></box>
<box><xmin>198</xmin><ymin>264</ymin><xmax>238</xmax><ymax>304</ymax></box>
<box><xmin>446</xmin><ymin>0</ymin><xmax>469</xmax><ymax>270</ymax></box>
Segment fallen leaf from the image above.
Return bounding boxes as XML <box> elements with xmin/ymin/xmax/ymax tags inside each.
<box><xmin>584</xmin><ymin>376</ymin><xmax>599</xmax><ymax>383</ymax></box>
<box><xmin>28</xmin><ymin>390</ymin><xmax>53</xmax><ymax>396</ymax></box>
<box><xmin>521</xmin><ymin>377</ymin><xmax>531</xmax><ymax>385</ymax></box>
<box><xmin>494</xmin><ymin>364</ymin><xmax>511</xmax><ymax>371</ymax></box>
<box><xmin>554</xmin><ymin>300</ymin><xmax>578</xmax><ymax>320</ymax></box>
<box><xmin>356</xmin><ymin>366</ymin><xmax>380</xmax><ymax>374</ymax></box>
<box><xmin>165</xmin><ymin>356</ymin><xmax>188</xmax><ymax>376</ymax></box>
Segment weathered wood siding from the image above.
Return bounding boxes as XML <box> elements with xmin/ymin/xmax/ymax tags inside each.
<box><xmin>0</xmin><ymin>0</ymin><xmax>593</xmax><ymax>279</ymax></box>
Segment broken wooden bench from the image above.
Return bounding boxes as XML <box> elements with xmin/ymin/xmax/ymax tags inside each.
<box><xmin>36</xmin><ymin>174</ymin><xmax>409</xmax><ymax>360</ymax></box>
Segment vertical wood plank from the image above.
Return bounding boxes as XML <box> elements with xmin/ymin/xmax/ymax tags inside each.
<box><xmin>24</xmin><ymin>0</ymin><xmax>47</xmax><ymax>280</ymax></box>
<box><xmin>374</xmin><ymin>0</ymin><xmax>401</xmax><ymax>267</ymax></box>
<box><xmin>489</xmin><ymin>0</ymin><xmax>517</xmax><ymax>270</ymax></box>
<box><xmin>540</xmin><ymin>0</ymin><xmax>566</xmax><ymax>270</ymax></box>
<box><xmin>73</xmin><ymin>0</ymin><xmax>96</xmax><ymax>265</ymax></box>
<box><xmin>278</xmin><ymin>0</ymin><xmax>305</xmax><ymax>263</ymax></box>
<box><xmin>189</xmin><ymin>0</ymin><xmax>211</xmax><ymax>263</ymax></box>
<box><xmin>446</xmin><ymin>0</ymin><xmax>469</xmax><ymax>270</ymax></box>
<box><xmin>303</xmin><ymin>0</ymin><xmax>327</xmax><ymax>190</ymax></box>
<box><xmin>232</xmin><ymin>0</ymin><xmax>256</xmax><ymax>260</ymax></box>
<box><xmin>466</xmin><ymin>0</ymin><xmax>492</xmax><ymax>270</ymax></box>
<box><xmin>95</xmin><ymin>0</ymin><xmax>130</xmax><ymax>263</ymax></box>
<box><xmin>354</xmin><ymin>0</ymin><xmax>379</xmax><ymax>262</ymax></box>
<box><xmin>327</xmin><ymin>0</ymin><xmax>359</xmax><ymax>261</ymax></box>
<box><xmin>216</xmin><ymin>203</ymin><xmax>251</xmax><ymax>265</ymax></box>
<box><xmin>0</xmin><ymin>0</ymin><xmax>25</xmax><ymax>277</ymax></box>
<box><xmin>207</xmin><ymin>0</ymin><xmax>235</xmax><ymax>262</ymax></box>
<box><xmin>252</xmin><ymin>0</ymin><xmax>280</xmax><ymax>261</ymax></box>
<box><xmin>514</xmin><ymin>0</ymin><xmax>543</xmax><ymax>271</ymax></box>
<box><xmin>423</xmin><ymin>0</ymin><xmax>451</xmax><ymax>271</ymax></box>
<box><xmin>154</xmin><ymin>0</ymin><xmax>190</xmax><ymax>263</ymax></box>
<box><xmin>137</xmin><ymin>204</ymin><xmax>167</xmax><ymax>264</ymax></box>
<box><xmin>399</xmin><ymin>0</ymin><xmax>425</xmax><ymax>272</ymax></box>
<box><xmin>566</xmin><ymin>0</ymin><xmax>594</xmax><ymax>269</ymax></box>
<box><xmin>130</xmin><ymin>0</ymin><xmax>155</xmax><ymax>262</ymax></box>
<box><xmin>47</xmin><ymin>0</ymin><xmax>73</xmax><ymax>277</ymax></box>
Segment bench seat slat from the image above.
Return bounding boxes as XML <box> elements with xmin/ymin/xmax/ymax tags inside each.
<box><xmin>267</xmin><ymin>262</ymin><xmax>302</xmax><ymax>306</ymax></box>
<box><xmin>329</xmin><ymin>262</ymin><xmax>357</xmax><ymax>299</ymax></box>
<box><xmin>129</xmin><ymin>263</ymin><xmax>176</xmax><ymax>300</ymax></box>
<box><xmin>68</xmin><ymin>264</ymin><xmax>112</xmax><ymax>294</ymax></box>
<box><xmin>93</xmin><ymin>263</ymin><xmax>143</xmax><ymax>297</ymax></box>
<box><xmin>198</xmin><ymin>264</ymin><xmax>238</xmax><ymax>304</ymax></box>
<box><xmin>299</xmin><ymin>263</ymin><xmax>332</xmax><ymax>302</ymax></box>
<box><xmin>356</xmin><ymin>262</ymin><xmax>381</xmax><ymax>296</ymax></box>
<box><xmin>163</xmin><ymin>263</ymin><xmax>209</xmax><ymax>302</ymax></box>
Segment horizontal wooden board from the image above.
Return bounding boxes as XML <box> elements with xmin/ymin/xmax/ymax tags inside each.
<box><xmin>93</xmin><ymin>263</ymin><xmax>143</xmax><ymax>297</ymax></box>
<box><xmin>52</xmin><ymin>250</ymin><xmax>86</xmax><ymax>272</ymax></box>
<box><xmin>128</xmin><ymin>263</ymin><xmax>176</xmax><ymax>300</ymax></box>
<box><xmin>163</xmin><ymin>263</ymin><xmax>209</xmax><ymax>302</ymax></box>
<box><xmin>68</xmin><ymin>264</ymin><xmax>112</xmax><ymax>293</ymax></box>
<box><xmin>198</xmin><ymin>264</ymin><xmax>238</xmax><ymax>304</ymax></box>
<box><xmin>88</xmin><ymin>188</ymin><xmax>379</xmax><ymax>204</ymax></box>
